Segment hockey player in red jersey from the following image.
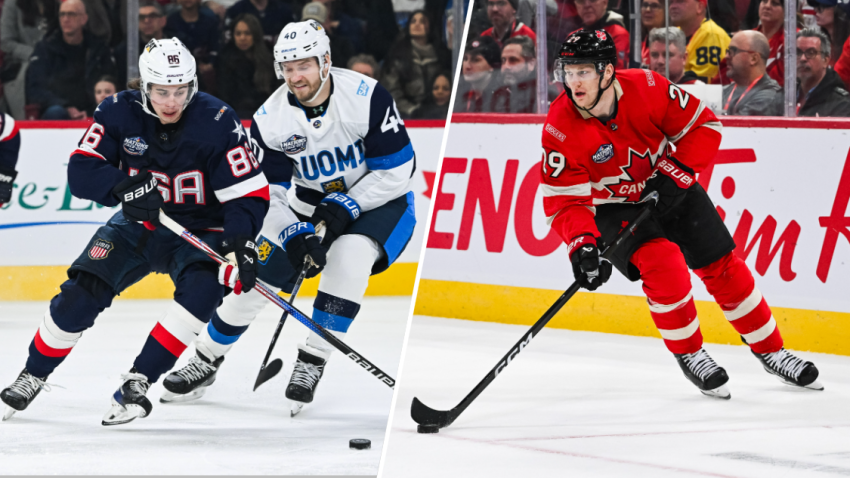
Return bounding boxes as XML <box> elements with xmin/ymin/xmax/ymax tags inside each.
<box><xmin>542</xmin><ymin>29</ymin><xmax>822</xmax><ymax>399</ymax></box>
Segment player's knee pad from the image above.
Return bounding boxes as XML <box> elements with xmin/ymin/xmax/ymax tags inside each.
<box><xmin>320</xmin><ymin>234</ymin><xmax>380</xmax><ymax>303</ymax></box>
<box><xmin>631</xmin><ymin>239</ymin><xmax>692</xmax><ymax>304</ymax></box>
<box><xmin>694</xmin><ymin>251</ymin><xmax>755</xmax><ymax>305</ymax></box>
<box><xmin>49</xmin><ymin>270</ymin><xmax>116</xmax><ymax>333</ymax></box>
<box><xmin>174</xmin><ymin>262</ymin><xmax>224</xmax><ymax>322</ymax></box>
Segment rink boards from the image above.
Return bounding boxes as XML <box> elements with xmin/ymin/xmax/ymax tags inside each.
<box><xmin>0</xmin><ymin>120</ymin><xmax>445</xmax><ymax>300</ymax></box>
<box><xmin>416</xmin><ymin>114</ymin><xmax>850</xmax><ymax>356</ymax></box>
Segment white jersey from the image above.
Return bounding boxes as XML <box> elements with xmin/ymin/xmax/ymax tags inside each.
<box><xmin>249</xmin><ymin>68</ymin><xmax>415</xmax><ymax>244</ymax></box>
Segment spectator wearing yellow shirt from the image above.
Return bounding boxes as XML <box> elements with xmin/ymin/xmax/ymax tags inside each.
<box><xmin>670</xmin><ymin>0</ymin><xmax>731</xmax><ymax>83</ymax></box>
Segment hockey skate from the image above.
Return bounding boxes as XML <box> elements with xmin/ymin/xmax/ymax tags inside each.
<box><xmin>160</xmin><ymin>350</ymin><xmax>224</xmax><ymax>403</ymax></box>
<box><xmin>102</xmin><ymin>369</ymin><xmax>152</xmax><ymax>426</ymax></box>
<box><xmin>0</xmin><ymin>369</ymin><xmax>50</xmax><ymax>421</ymax></box>
<box><xmin>753</xmin><ymin>348</ymin><xmax>823</xmax><ymax>390</ymax></box>
<box><xmin>286</xmin><ymin>344</ymin><xmax>329</xmax><ymax>417</ymax></box>
<box><xmin>674</xmin><ymin>348</ymin><xmax>731</xmax><ymax>399</ymax></box>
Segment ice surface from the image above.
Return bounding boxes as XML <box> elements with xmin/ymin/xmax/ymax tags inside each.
<box><xmin>0</xmin><ymin>297</ymin><xmax>409</xmax><ymax>475</ymax></box>
<box><xmin>382</xmin><ymin>316</ymin><xmax>850</xmax><ymax>478</ymax></box>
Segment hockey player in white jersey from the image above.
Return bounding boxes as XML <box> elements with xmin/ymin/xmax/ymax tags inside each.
<box><xmin>160</xmin><ymin>20</ymin><xmax>416</xmax><ymax>414</ymax></box>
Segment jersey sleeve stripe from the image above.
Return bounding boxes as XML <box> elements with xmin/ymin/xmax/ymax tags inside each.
<box><xmin>272</xmin><ymin>181</ymin><xmax>292</xmax><ymax>189</ymax></box>
<box><xmin>541</xmin><ymin>183</ymin><xmax>591</xmax><ymax>197</ymax></box>
<box><xmin>669</xmin><ymin>101</ymin><xmax>706</xmax><ymax>143</ymax></box>
<box><xmin>365</xmin><ymin>142</ymin><xmax>414</xmax><ymax>171</ymax></box>
<box><xmin>72</xmin><ymin>146</ymin><xmax>107</xmax><ymax>160</ymax></box>
<box><xmin>214</xmin><ymin>174</ymin><xmax>270</xmax><ymax>203</ymax></box>
<box><xmin>0</xmin><ymin>116</ymin><xmax>18</xmax><ymax>142</ymax></box>
<box><xmin>700</xmin><ymin>120</ymin><xmax>723</xmax><ymax>134</ymax></box>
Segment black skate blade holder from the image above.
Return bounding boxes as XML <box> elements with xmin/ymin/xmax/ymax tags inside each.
<box><xmin>411</xmin><ymin>192</ymin><xmax>658</xmax><ymax>431</ymax></box>
<box><xmin>254</xmin><ymin>222</ymin><xmax>326</xmax><ymax>391</ymax></box>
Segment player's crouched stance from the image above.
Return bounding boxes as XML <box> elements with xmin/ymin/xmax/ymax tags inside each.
<box><xmin>543</xmin><ymin>30</ymin><xmax>821</xmax><ymax>399</ymax></box>
<box><xmin>160</xmin><ymin>21</ymin><xmax>416</xmax><ymax>415</ymax></box>
<box><xmin>0</xmin><ymin>39</ymin><xmax>269</xmax><ymax>424</ymax></box>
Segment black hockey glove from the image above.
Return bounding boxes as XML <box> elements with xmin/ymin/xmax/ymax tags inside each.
<box><xmin>569</xmin><ymin>235</ymin><xmax>612</xmax><ymax>291</ymax></box>
<box><xmin>280</xmin><ymin>222</ymin><xmax>328</xmax><ymax>279</ymax></box>
<box><xmin>0</xmin><ymin>165</ymin><xmax>17</xmax><ymax>206</ymax></box>
<box><xmin>640</xmin><ymin>156</ymin><xmax>695</xmax><ymax>216</ymax></box>
<box><xmin>221</xmin><ymin>236</ymin><xmax>259</xmax><ymax>293</ymax></box>
<box><xmin>113</xmin><ymin>171</ymin><xmax>163</xmax><ymax>225</ymax></box>
<box><xmin>311</xmin><ymin>192</ymin><xmax>361</xmax><ymax>246</ymax></box>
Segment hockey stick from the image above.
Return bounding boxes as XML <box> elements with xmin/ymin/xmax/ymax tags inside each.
<box><xmin>253</xmin><ymin>223</ymin><xmax>325</xmax><ymax>391</ymax></box>
<box><xmin>154</xmin><ymin>212</ymin><xmax>397</xmax><ymax>390</ymax></box>
<box><xmin>410</xmin><ymin>192</ymin><xmax>658</xmax><ymax>431</ymax></box>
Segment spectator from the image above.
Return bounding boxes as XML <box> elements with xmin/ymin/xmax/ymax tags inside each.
<box><xmin>347</xmin><ymin>53</ymin><xmax>380</xmax><ymax>79</ymax></box>
<box><xmin>301</xmin><ymin>2</ymin><xmax>356</xmax><ymax>70</ymax></box>
<box><xmin>830</xmin><ymin>1</ymin><xmax>850</xmax><ymax>87</ymax></box>
<box><xmin>313</xmin><ymin>0</ymin><xmax>365</xmax><ymax>53</ymax></box>
<box><xmin>481</xmin><ymin>0</ymin><xmax>537</xmax><ymax>48</ymax></box>
<box><xmin>492</xmin><ymin>35</ymin><xmax>537</xmax><ymax>113</ymax></box>
<box><xmin>413</xmin><ymin>70</ymin><xmax>452</xmax><ymax>118</ymax></box>
<box><xmin>574</xmin><ymin>0</ymin><xmax>630</xmax><ymax>69</ymax></box>
<box><xmin>93</xmin><ymin>74</ymin><xmax>117</xmax><ymax>106</ymax></box>
<box><xmin>454</xmin><ymin>36</ymin><xmax>502</xmax><ymax>113</ymax></box>
<box><xmin>217</xmin><ymin>13</ymin><xmax>278</xmax><ymax>118</ymax></box>
<box><xmin>336</xmin><ymin>0</ymin><xmax>398</xmax><ymax>62</ymax></box>
<box><xmin>722</xmin><ymin>31</ymin><xmax>781</xmax><ymax>115</ymax></box>
<box><xmin>640</xmin><ymin>0</ymin><xmax>666</xmax><ymax>66</ymax></box>
<box><xmin>382</xmin><ymin>10</ymin><xmax>451</xmax><ymax>118</ymax></box>
<box><xmin>669</xmin><ymin>0</ymin><xmax>731</xmax><ymax>83</ymax></box>
<box><xmin>0</xmin><ymin>0</ymin><xmax>58</xmax><ymax>119</ymax></box>
<box><xmin>648</xmin><ymin>27</ymin><xmax>704</xmax><ymax>84</ymax></box>
<box><xmin>167</xmin><ymin>0</ymin><xmax>221</xmax><ymax>89</ymax></box>
<box><xmin>796</xmin><ymin>28</ymin><xmax>850</xmax><ymax>116</ymax></box>
<box><xmin>809</xmin><ymin>0</ymin><xmax>850</xmax><ymax>66</ymax></box>
<box><xmin>113</xmin><ymin>0</ymin><xmax>169</xmax><ymax>88</ymax></box>
<box><xmin>754</xmin><ymin>0</ymin><xmax>790</xmax><ymax>86</ymax></box>
<box><xmin>225</xmin><ymin>0</ymin><xmax>293</xmax><ymax>44</ymax></box>
<box><xmin>26</xmin><ymin>0</ymin><xmax>115</xmax><ymax>119</ymax></box>
<box><xmin>82</xmin><ymin>0</ymin><xmax>125</xmax><ymax>47</ymax></box>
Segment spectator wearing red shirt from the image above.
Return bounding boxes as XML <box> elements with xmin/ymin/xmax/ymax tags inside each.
<box><xmin>754</xmin><ymin>0</ymin><xmax>789</xmax><ymax>86</ymax></box>
<box><xmin>640</xmin><ymin>0</ymin><xmax>667</xmax><ymax>66</ymax></box>
<box><xmin>480</xmin><ymin>0</ymin><xmax>537</xmax><ymax>48</ymax></box>
<box><xmin>575</xmin><ymin>0</ymin><xmax>630</xmax><ymax>68</ymax></box>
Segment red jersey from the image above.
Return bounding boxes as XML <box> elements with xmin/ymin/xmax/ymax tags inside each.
<box><xmin>541</xmin><ymin>69</ymin><xmax>722</xmax><ymax>249</ymax></box>
<box><xmin>481</xmin><ymin>21</ymin><xmax>537</xmax><ymax>48</ymax></box>
<box><xmin>755</xmin><ymin>25</ymin><xmax>790</xmax><ymax>87</ymax></box>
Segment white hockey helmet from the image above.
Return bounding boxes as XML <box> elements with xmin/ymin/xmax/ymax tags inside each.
<box><xmin>273</xmin><ymin>20</ymin><xmax>332</xmax><ymax>103</ymax></box>
<box><xmin>138</xmin><ymin>38</ymin><xmax>198</xmax><ymax>117</ymax></box>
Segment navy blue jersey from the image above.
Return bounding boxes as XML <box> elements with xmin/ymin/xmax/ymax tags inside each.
<box><xmin>0</xmin><ymin>114</ymin><xmax>21</xmax><ymax>171</ymax></box>
<box><xmin>69</xmin><ymin>91</ymin><xmax>269</xmax><ymax>237</ymax></box>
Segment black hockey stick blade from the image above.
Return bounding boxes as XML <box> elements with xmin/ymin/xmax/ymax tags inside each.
<box><xmin>410</xmin><ymin>397</ymin><xmax>457</xmax><ymax>428</ymax></box>
<box><xmin>409</xmin><ymin>194</ymin><xmax>657</xmax><ymax>431</ymax></box>
<box><xmin>253</xmin><ymin>358</ymin><xmax>284</xmax><ymax>391</ymax></box>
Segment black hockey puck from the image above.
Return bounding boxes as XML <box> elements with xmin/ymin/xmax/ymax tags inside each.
<box><xmin>417</xmin><ymin>424</ymin><xmax>440</xmax><ymax>434</ymax></box>
<box><xmin>349</xmin><ymin>438</ymin><xmax>371</xmax><ymax>450</ymax></box>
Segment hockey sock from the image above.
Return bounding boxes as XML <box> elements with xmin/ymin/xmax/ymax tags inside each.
<box><xmin>305</xmin><ymin>234</ymin><xmax>378</xmax><ymax>353</ymax></box>
<box><xmin>26</xmin><ymin>271</ymin><xmax>115</xmax><ymax>378</ymax></box>
<box><xmin>133</xmin><ymin>264</ymin><xmax>223</xmax><ymax>382</ymax></box>
<box><xmin>196</xmin><ymin>285</ymin><xmax>273</xmax><ymax>360</ymax></box>
<box><xmin>631</xmin><ymin>239</ymin><xmax>703</xmax><ymax>354</ymax></box>
<box><xmin>695</xmin><ymin>252</ymin><xmax>783</xmax><ymax>354</ymax></box>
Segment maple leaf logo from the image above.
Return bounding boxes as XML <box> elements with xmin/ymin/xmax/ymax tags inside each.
<box><xmin>593</xmin><ymin>145</ymin><xmax>666</xmax><ymax>203</ymax></box>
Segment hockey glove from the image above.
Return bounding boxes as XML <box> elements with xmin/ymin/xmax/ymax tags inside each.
<box><xmin>0</xmin><ymin>165</ymin><xmax>17</xmax><ymax>206</ymax></box>
<box><xmin>640</xmin><ymin>157</ymin><xmax>695</xmax><ymax>216</ymax></box>
<box><xmin>280</xmin><ymin>222</ymin><xmax>327</xmax><ymax>279</ymax></box>
<box><xmin>311</xmin><ymin>192</ymin><xmax>360</xmax><ymax>246</ymax></box>
<box><xmin>113</xmin><ymin>171</ymin><xmax>164</xmax><ymax>225</ymax></box>
<box><xmin>220</xmin><ymin>237</ymin><xmax>259</xmax><ymax>294</ymax></box>
<box><xmin>569</xmin><ymin>235</ymin><xmax>612</xmax><ymax>291</ymax></box>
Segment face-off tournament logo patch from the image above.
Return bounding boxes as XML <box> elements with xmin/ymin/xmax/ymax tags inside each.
<box><xmin>592</xmin><ymin>144</ymin><xmax>614</xmax><ymax>164</ymax></box>
<box><xmin>123</xmin><ymin>137</ymin><xmax>149</xmax><ymax>156</ymax></box>
<box><xmin>88</xmin><ymin>239</ymin><xmax>113</xmax><ymax>260</ymax></box>
<box><xmin>282</xmin><ymin>134</ymin><xmax>308</xmax><ymax>155</ymax></box>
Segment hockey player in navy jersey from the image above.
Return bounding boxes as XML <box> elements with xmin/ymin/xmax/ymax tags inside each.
<box><xmin>0</xmin><ymin>38</ymin><xmax>270</xmax><ymax>425</ymax></box>
<box><xmin>0</xmin><ymin>113</ymin><xmax>21</xmax><ymax>207</ymax></box>
<box><xmin>161</xmin><ymin>20</ymin><xmax>416</xmax><ymax>415</ymax></box>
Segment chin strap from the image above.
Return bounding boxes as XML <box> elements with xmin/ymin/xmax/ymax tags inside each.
<box><xmin>306</xmin><ymin>60</ymin><xmax>332</xmax><ymax>104</ymax></box>
<box><xmin>565</xmin><ymin>68</ymin><xmax>616</xmax><ymax>118</ymax></box>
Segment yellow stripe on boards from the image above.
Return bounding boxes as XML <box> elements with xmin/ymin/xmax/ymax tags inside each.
<box><xmin>414</xmin><ymin>279</ymin><xmax>850</xmax><ymax>356</ymax></box>
<box><xmin>0</xmin><ymin>262</ymin><xmax>418</xmax><ymax>301</ymax></box>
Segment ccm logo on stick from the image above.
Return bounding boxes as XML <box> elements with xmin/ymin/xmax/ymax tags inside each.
<box><xmin>495</xmin><ymin>333</ymin><xmax>534</xmax><ymax>376</ymax></box>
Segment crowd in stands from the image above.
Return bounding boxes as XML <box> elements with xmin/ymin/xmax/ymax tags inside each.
<box><xmin>0</xmin><ymin>0</ymin><xmax>457</xmax><ymax>120</ymax></box>
<box><xmin>458</xmin><ymin>0</ymin><xmax>850</xmax><ymax>116</ymax></box>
